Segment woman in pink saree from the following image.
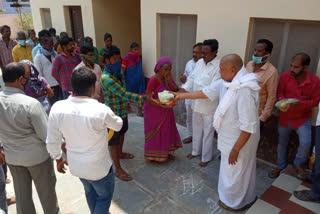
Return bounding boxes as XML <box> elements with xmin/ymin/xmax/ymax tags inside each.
<box><xmin>144</xmin><ymin>57</ymin><xmax>182</xmax><ymax>162</ymax></box>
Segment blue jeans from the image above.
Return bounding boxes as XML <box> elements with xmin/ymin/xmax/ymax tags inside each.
<box><xmin>312</xmin><ymin>126</ymin><xmax>320</xmax><ymax>199</ymax></box>
<box><xmin>277</xmin><ymin>119</ymin><xmax>311</xmax><ymax>169</ymax></box>
<box><xmin>80</xmin><ymin>167</ymin><xmax>115</xmax><ymax>214</ymax></box>
<box><xmin>0</xmin><ymin>166</ymin><xmax>7</xmax><ymax>214</ymax></box>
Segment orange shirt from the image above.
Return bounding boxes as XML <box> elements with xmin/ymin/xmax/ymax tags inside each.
<box><xmin>246</xmin><ymin>61</ymin><xmax>279</xmax><ymax>122</ymax></box>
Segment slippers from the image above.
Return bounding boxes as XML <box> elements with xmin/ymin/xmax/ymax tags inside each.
<box><xmin>120</xmin><ymin>152</ymin><xmax>135</xmax><ymax>159</ymax></box>
<box><xmin>183</xmin><ymin>137</ymin><xmax>192</xmax><ymax>144</ymax></box>
<box><xmin>296</xmin><ymin>172</ymin><xmax>312</xmax><ymax>183</ymax></box>
<box><xmin>294</xmin><ymin>190</ymin><xmax>320</xmax><ymax>203</ymax></box>
<box><xmin>268</xmin><ymin>168</ymin><xmax>283</xmax><ymax>179</ymax></box>
<box><xmin>116</xmin><ymin>171</ymin><xmax>133</xmax><ymax>182</ymax></box>
<box><xmin>218</xmin><ymin>197</ymin><xmax>257</xmax><ymax>212</ymax></box>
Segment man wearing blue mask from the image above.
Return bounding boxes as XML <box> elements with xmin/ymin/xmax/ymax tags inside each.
<box><xmin>12</xmin><ymin>31</ymin><xmax>33</xmax><ymax>63</ymax></box>
<box><xmin>101</xmin><ymin>46</ymin><xmax>144</xmax><ymax>181</ymax></box>
<box><xmin>34</xmin><ymin>30</ymin><xmax>63</xmax><ymax>105</ymax></box>
<box><xmin>246</xmin><ymin>39</ymin><xmax>278</xmax><ymax>126</ymax></box>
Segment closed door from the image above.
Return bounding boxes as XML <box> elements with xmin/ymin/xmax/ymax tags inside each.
<box><xmin>248</xmin><ymin>18</ymin><xmax>320</xmax><ymax>74</ymax></box>
<box><xmin>159</xmin><ymin>14</ymin><xmax>197</xmax><ymax>125</ymax></box>
<box><xmin>69</xmin><ymin>6</ymin><xmax>84</xmax><ymax>45</ymax></box>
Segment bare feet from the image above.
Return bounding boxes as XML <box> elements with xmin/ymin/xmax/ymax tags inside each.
<box><xmin>183</xmin><ymin>136</ymin><xmax>192</xmax><ymax>144</ymax></box>
<box><xmin>199</xmin><ymin>161</ymin><xmax>209</xmax><ymax>167</ymax></box>
<box><xmin>186</xmin><ymin>153</ymin><xmax>198</xmax><ymax>159</ymax></box>
<box><xmin>7</xmin><ymin>196</ymin><xmax>16</xmax><ymax>206</ymax></box>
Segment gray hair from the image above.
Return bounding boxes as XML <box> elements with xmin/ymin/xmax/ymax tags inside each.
<box><xmin>16</xmin><ymin>31</ymin><xmax>26</xmax><ymax>38</ymax></box>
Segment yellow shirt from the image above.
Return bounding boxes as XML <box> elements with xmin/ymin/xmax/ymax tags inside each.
<box><xmin>12</xmin><ymin>44</ymin><xmax>33</xmax><ymax>62</ymax></box>
<box><xmin>57</xmin><ymin>44</ymin><xmax>63</xmax><ymax>54</ymax></box>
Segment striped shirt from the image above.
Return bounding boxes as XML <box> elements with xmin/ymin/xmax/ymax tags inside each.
<box><xmin>101</xmin><ymin>69</ymin><xmax>144</xmax><ymax>118</ymax></box>
<box><xmin>0</xmin><ymin>38</ymin><xmax>17</xmax><ymax>69</ymax></box>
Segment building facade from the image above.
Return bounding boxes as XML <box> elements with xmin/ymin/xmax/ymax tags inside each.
<box><xmin>30</xmin><ymin>0</ymin><xmax>320</xmax><ymax>163</ymax></box>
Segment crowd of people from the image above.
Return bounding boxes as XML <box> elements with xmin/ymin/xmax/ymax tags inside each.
<box><xmin>0</xmin><ymin>23</ymin><xmax>319</xmax><ymax>214</ymax></box>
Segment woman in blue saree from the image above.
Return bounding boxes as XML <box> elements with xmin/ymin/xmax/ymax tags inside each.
<box><xmin>122</xmin><ymin>42</ymin><xmax>146</xmax><ymax>116</ymax></box>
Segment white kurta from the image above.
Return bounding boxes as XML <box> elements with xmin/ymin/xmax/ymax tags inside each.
<box><xmin>184</xmin><ymin>59</ymin><xmax>196</xmax><ymax>136</ymax></box>
<box><xmin>182</xmin><ymin>58</ymin><xmax>221</xmax><ymax>162</ymax></box>
<box><xmin>203</xmin><ymin>68</ymin><xmax>260</xmax><ymax>209</ymax></box>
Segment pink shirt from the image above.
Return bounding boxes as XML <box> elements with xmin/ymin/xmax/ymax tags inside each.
<box><xmin>0</xmin><ymin>38</ymin><xmax>17</xmax><ymax>69</ymax></box>
<box><xmin>74</xmin><ymin>62</ymin><xmax>103</xmax><ymax>101</ymax></box>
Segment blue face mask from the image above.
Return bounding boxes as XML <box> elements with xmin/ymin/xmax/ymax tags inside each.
<box><xmin>105</xmin><ymin>60</ymin><xmax>122</xmax><ymax>79</ymax></box>
<box><xmin>18</xmin><ymin>40</ymin><xmax>26</xmax><ymax>46</ymax></box>
<box><xmin>252</xmin><ymin>54</ymin><xmax>270</xmax><ymax>64</ymax></box>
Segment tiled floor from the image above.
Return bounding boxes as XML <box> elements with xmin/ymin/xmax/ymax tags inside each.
<box><xmin>246</xmin><ymin>168</ymin><xmax>320</xmax><ymax>214</ymax></box>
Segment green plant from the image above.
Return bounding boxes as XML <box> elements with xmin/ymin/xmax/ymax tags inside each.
<box><xmin>0</xmin><ymin>8</ymin><xmax>5</xmax><ymax>13</ymax></box>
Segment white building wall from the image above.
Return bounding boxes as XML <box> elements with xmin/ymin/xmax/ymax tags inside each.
<box><xmin>30</xmin><ymin>0</ymin><xmax>96</xmax><ymax>45</ymax></box>
<box><xmin>141</xmin><ymin>0</ymin><xmax>320</xmax><ymax>77</ymax></box>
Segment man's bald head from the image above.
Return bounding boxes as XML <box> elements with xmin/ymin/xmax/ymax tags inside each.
<box><xmin>221</xmin><ymin>54</ymin><xmax>243</xmax><ymax>70</ymax></box>
<box><xmin>219</xmin><ymin>54</ymin><xmax>244</xmax><ymax>82</ymax></box>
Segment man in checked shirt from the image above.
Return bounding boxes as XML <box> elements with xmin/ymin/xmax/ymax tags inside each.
<box><xmin>101</xmin><ymin>46</ymin><xmax>144</xmax><ymax>181</ymax></box>
<box><xmin>52</xmin><ymin>37</ymin><xmax>81</xmax><ymax>99</ymax></box>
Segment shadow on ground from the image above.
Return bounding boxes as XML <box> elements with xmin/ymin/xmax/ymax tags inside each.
<box><xmin>7</xmin><ymin>113</ymin><xmax>274</xmax><ymax>214</ymax></box>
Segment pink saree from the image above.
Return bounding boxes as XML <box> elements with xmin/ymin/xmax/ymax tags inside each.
<box><xmin>144</xmin><ymin>76</ymin><xmax>182</xmax><ymax>162</ymax></box>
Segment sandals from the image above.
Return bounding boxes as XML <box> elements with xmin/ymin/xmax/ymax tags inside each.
<box><xmin>268</xmin><ymin>168</ymin><xmax>283</xmax><ymax>179</ymax></box>
<box><xmin>296</xmin><ymin>172</ymin><xmax>312</xmax><ymax>183</ymax></box>
<box><xmin>218</xmin><ymin>198</ymin><xmax>257</xmax><ymax>212</ymax></box>
<box><xmin>116</xmin><ymin>171</ymin><xmax>133</xmax><ymax>182</ymax></box>
<box><xmin>294</xmin><ymin>190</ymin><xmax>320</xmax><ymax>203</ymax></box>
<box><xmin>183</xmin><ymin>137</ymin><xmax>192</xmax><ymax>144</ymax></box>
<box><xmin>120</xmin><ymin>152</ymin><xmax>135</xmax><ymax>159</ymax></box>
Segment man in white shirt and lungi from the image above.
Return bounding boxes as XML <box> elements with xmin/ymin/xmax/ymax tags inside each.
<box><xmin>174</xmin><ymin>54</ymin><xmax>260</xmax><ymax>211</ymax></box>
<box><xmin>182</xmin><ymin>39</ymin><xmax>221</xmax><ymax>167</ymax></box>
<box><xmin>180</xmin><ymin>42</ymin><xmax>202</xmax><ymax>144</ymax></box>
<box><xmin>46</xmin><ymin>67</ymin><xmax>123</xmax><ymax>213</ymax></box>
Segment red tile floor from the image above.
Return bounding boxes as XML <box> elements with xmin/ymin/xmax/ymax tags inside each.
<box><xmin>246</xmin><ymin>166</ymin><xmax>320</xmax><ymax>214</ymax></box>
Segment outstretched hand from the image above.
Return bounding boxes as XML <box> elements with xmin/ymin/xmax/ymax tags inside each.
<box><xmin>171</xmin><ymin>92</ymin><xmax>185</xmax><ymax>102</ymax></box>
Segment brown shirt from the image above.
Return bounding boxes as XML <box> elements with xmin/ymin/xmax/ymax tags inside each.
<box><xmin>246</xmin><ymin>61</ymin><xmax>279</xmax><ymax>122</ymax></box>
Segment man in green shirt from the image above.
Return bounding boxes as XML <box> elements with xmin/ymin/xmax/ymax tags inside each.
<box><xmin>101</xmin><ymin>46</ymin><xmax>144</xmax><ymax>181</ymax></box>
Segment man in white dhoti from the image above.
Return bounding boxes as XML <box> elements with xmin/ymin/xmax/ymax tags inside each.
<box><xmin>175</xmin><ymin>54</ymin><xmax>260</xmax><ymax>211</ymax></box>
<box><xmin>181</xmin><ymin>39</ymin><xmax>221</xmax><ymax>167</ymax></box>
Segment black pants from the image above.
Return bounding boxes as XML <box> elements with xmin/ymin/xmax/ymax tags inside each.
<box><xmin>108</xmin><ymin>117</ymin><xmax>128</xmax><ymax>146</ymax></box>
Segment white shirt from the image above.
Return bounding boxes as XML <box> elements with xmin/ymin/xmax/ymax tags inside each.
<box><xmin>316</xmin><ymin>102</ymin><xmax>320</xmax><ymax>126</ymax></box>
<box><xmin>34</xmin><ymin>53</ymin><xmax>59</xmax><ymax>87</ymax></box>
<box><xmin>182</xmin><ymin>58</ymin><xmax>221</xmax><ymax>114</ymax></box>
<box><xmin>203</xmin><ymin>69</ymin><xmax>260</xmax><ymax>158</ymax></box>
<box><xmin>184</xmin><ymin>59</ymin><xmax>196</xmax><ymax>106</ymax></box>
<box><xmin>46</xmin><ymin>96</ymin><xmax>123</xmax><ymax>180</ymax></box>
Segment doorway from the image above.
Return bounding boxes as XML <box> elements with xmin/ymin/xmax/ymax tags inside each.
<box><xmin>159</xmin><ymin>14</ymin><xmax>197</xmax><ymax>125</ymax></box>
<box><xmin>69</xmin><ymin>6</ymin><xmax>84</xmax><ymax>45</ymax></box>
